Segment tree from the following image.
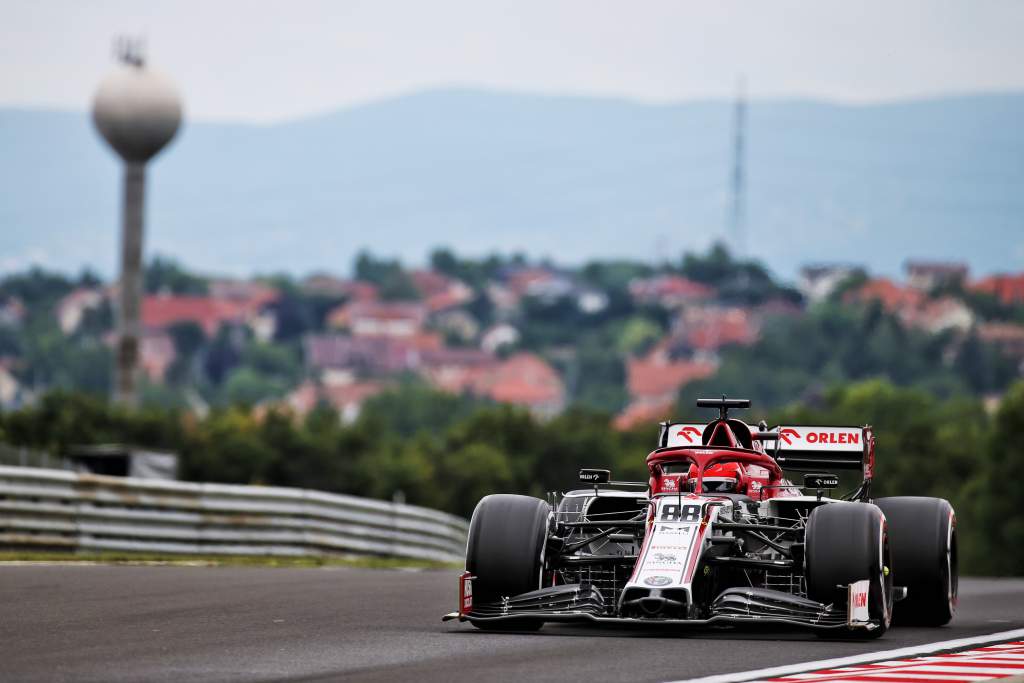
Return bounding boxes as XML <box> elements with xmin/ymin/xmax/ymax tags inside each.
<box><xmin>270</xmin><ymin>290</ymin><xmax>345</xmax><ymax>342</ymax></box>
<box><xmin>181</xmin><ymin>408</ymin><xmax>276</xmax><ymax>484</ymax></box>
<box><xmin>261</xmin><ymin>408</ymin><xmax>346</xmax><ymax>492</ymax></box>
<box><xmin>75</xmin><ymin>299</ymin><xmax>114</xmax><ymax>338</ymax></box>
<box><xmin>223</xmin><ymin>367</ymin><xmax>287</xmax><ymax>406</ymax></box>
<box><xmin>0</xmin><ymin>267</ymin><xmax>74</xmax><ymax>311</ymax></box>
<box><xmin>144</xmin><ymin>256</ymin><xmax>207</xmax><ymax>295</ymax></box>
<box><xmin>580</xmin><ymin>260</ymin><xmax>652</xmax><ymax>294</ymax></box>
<box><xmin>428</xmin><ymin>248</ymin><xmax>523</xmax><ymax>291</ymax></box>
<box><xmin>0</xmin><ymin>391</ymin><xmax>182</xmax><ymax>456</ymax></box>
<box><xmin>972</xmin><ymin>381</ymin><xmax>1024</xmax><ymax>575</ymax></box>
<box><xmin>358</xmin><ymin>380</ymin><xmax>486</xmax><ymax>438</ymax></box>
<box><xmin>353</xmin><ymin>251</ymin><xmax>418</xmax><ymax>300</ymax></box>
<box><xmin>954</xmin><ymin>332</ymin><xmax>1016</xmax><ymax>394</ymax></box>
<box><xmin>167</xmin><ymin>321</ymin><xmax>206</xmax><ymax>358</ymax></box>
<box><xmin>680</xmin><ymin>242</ymin><xmax>735</xmax><ymax>285</ymax></box>
<box><xmin>436</xmin><ymin>442</ymin><xmax>513</xmax><ymax>516</ymax></box>
<box><xmin>443</xmin><ymin>405</ymin><xmax>542</xmax><ymax>490</ymax></box>
<box><xmin>203</xmin><ymin>326</ymin><xmax>244</xmax><ymax>386</ymax></box>
<box><xmin>429</xmin><ymin>248</ymin><xmax>459</xmax><ymax>278</ymax></box>
<box><xmin>16</xmin><ymin>320</ymin><xmax>113</xmax><ymax>396</ymax></box>
<box><xmin>678</xmin><ymin>303</ymin><xmax>977</xmax><ymax>410</ymax></box>
<box><xmin>572</xmin><ymin>338</ymin><xmax>628</xmax><ymax>413</ymax></box>
<box><xmin>240</xmin><ymin>343</ymin><xmax>301</xmax><ymax>383</ymax></box>
<box><xmin>0</xmin><ymin>325</ymin><xmax>21</xmax><ymax>356</ymax></box>
<box><xmin>616</xmin><ymin>316</ymin><xmax>662</xmax><ymax>355</ymax></box>
<box><xmin>679</xmin><ymin>242</ymin><xmax>802</xmax><ymax>305</ymax></box>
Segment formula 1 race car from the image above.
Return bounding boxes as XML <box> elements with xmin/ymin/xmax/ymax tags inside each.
<box><xmin>444</xmin><ymin>397</ymin><xmax>957</xmax><ymax>637</ymax></box>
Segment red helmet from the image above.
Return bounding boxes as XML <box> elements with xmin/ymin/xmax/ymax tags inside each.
<box><xmin>685</xmin><ymin>462</ymin><xmax>746</xmax><ymax>494</ymax></box>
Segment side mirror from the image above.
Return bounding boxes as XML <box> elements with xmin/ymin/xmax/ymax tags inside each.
<box><xmin>803</xmin><ymin>473</ymin><xmax>839</xmax><ymax>489</ymax></box>
<box><xmin>579</xmin><ymin>469</ymin><xmax>610</xmax><ymax>485</ymax></box>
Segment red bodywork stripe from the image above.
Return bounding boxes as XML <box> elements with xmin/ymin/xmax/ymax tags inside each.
<box><xmin>788</xmin><ymin>677</ymin><xmax>978</xmax><ymax>683</ymax></box>
<box><xmin>683</xmin><ymin>513</ymin><xmax>711</xmax><ymax>583</ymax></box>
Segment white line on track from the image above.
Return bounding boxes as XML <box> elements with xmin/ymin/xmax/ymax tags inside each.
<box><xmin>665</xmin><ymin>628</ymin><xmax>1024</xmax><ymax>683</ymax></box>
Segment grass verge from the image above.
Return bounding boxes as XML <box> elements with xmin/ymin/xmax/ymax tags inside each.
<box><xmin>0</xmin><ymin>551</ymin><xmax>460</xmax><ymax>570</ymax></box>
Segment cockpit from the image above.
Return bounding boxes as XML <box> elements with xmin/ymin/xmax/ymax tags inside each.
<box><xmin>659</xmin><ymin>461</ymin><xmax>751</xmax><ymax>495</ymax></box>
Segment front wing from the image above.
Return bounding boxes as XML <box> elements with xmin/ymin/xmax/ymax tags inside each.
<box><xmin>443</xmin><ymin>575</ymin><xmax>880</xmax><ymax>633</ymax></box>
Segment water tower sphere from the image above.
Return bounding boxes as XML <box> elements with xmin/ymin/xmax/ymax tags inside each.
<box><xmin>92</xmin><ymin>64</ymin><xmax>182</xmax><ymax>163</ymax></box>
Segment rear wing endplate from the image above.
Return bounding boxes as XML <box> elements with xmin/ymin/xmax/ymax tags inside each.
<box><xmin>662</xmin><ymin>423</ymin><xmax>706</xmax><ymax>448</ymax></box>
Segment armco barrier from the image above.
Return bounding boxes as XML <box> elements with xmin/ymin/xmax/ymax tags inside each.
<box><xmin>0</xmin><ymin>465</ymin><xmax>468</xmax><ymax>562</ymax></box>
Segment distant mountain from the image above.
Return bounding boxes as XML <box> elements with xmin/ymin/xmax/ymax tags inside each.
<box><xmin>1</xmin><ymin>89</ymin><xmax>1022</xmax><ymax>279</ymax></box>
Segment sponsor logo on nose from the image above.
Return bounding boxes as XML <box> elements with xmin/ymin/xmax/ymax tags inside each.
<box><xmin>644</xmin><ymin>575</ymin><xmax>673</xmax><ymax>587</ymax></box>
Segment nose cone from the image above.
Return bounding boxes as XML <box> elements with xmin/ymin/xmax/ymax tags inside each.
<box><xmin>92</xmin><ymin>64</ymin><xmax>182</xmax><ymax>163</ymax></box>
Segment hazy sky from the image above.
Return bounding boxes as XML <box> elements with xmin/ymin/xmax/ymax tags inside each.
<box><xmin>3</xmin><ymin>0</ymin><xmax>1023</xmax><ymax>123</ymax></box>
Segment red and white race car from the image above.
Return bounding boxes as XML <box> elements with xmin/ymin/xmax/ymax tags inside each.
<box><xmin>445</xmin><ymin>397</ymin><xmax>957</xmax><ymax>637</ymax></box>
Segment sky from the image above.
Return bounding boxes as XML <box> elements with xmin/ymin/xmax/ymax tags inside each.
<box><xmin>3</xmin><ymin>0</ymin><xmax>1024</xmax><ymax>123</ymax></box>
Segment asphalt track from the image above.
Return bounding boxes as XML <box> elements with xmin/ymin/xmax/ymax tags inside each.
<box><xmin>1</xmin><ymin>566</ymin><xmax>1022</xmax><ymax>683</ymax></box>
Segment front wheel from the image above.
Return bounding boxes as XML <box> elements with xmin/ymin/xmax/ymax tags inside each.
<box><xmin>805</xmin><ymin>502</ymin><xmax>893</xmax><ymax>638</ymax></box>
<box><xmin>465</xmin><ymin>494</ymin><xmax>550</xmax><ymax>631</ymax></box>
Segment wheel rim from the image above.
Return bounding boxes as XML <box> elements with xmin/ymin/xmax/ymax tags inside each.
<box><xmin>947</xmin><ymin>514</ymin><xmax>958</xmax><ymax>613</ymax></box>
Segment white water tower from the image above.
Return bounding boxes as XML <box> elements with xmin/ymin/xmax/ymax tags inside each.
<box><xmin>92</xmin><ymin>38</ymin><xmax>182</xmax><ymax>406</ymax></box>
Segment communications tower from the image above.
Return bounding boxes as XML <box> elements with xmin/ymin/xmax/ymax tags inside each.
<box><xmin>728</xmin><ymin>78</ymin><xmax>746</xmax><ymax>257</ymax></box>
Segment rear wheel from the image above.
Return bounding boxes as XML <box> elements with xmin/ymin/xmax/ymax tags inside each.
<box><xmin>465</xmin><ymin>494</ymin><xmax>550</xmax><ymax>631</ymax></box>
<box><xmin>806</xmin><ymin>502</ymin><xmax>893</xmax><ymax>638</ymax></box>
<box><xmin>875</xmin><ymin>496</ymin><xmax>957</xmax><ymax>626</ymax></box>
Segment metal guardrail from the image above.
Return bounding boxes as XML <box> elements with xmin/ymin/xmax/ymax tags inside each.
<box><xmin>0</xmin><ymin>465</ymin><xmax>468</xmax><ymax>562</ymax></box>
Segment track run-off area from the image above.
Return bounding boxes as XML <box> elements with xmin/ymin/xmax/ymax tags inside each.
<box><xmin>1</xmin><ymin>567</ymin><xmax>1022</xmax><ymax>682</ymax></box>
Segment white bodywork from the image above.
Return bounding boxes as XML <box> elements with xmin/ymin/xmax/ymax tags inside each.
<box><xmin>620</xmin><ymin>495</ymin><xmax>719</xmax><ymax>610</ymax></box>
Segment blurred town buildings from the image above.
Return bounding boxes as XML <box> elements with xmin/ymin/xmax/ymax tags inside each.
<box><xmin>2</xmin><ymin>249</ymin><xmax>1021</xmax><ymax>425</ymax></box>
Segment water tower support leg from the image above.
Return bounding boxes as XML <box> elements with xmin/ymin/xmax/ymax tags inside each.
<box><xmin>114</xmin><ymin>161</ymin><xmax>146</xmax><ymax>407</ymax></box>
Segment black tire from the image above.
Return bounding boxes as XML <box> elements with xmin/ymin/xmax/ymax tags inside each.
<box><xmin>875</xmin><ymin>496</ymin><xmax>957</xmax><ymax>626</ymax></box>
<box><xmin>805</xmin><ymin>502</ymin><xmax>893</xmax><ymax>638</ymax></box>
<box><xmin>465</xmin><ymin>494</ymin><xmax>550</xmax><ymax>631</ymax></box>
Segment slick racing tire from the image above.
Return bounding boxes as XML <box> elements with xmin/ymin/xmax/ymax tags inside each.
<box><xmin>875</xmin><ymin>496</ymin><xmax>957</xmax><ymax>626</ymax></box>
<box><xmin>466</xmin><ymin>494</ymin><xmax>550</xmax><ymax>631</ymax></box>
<box><xmin>805</xmin><ymin>502</ymin><xmax>894</xmax><ymax>638</ymax></box>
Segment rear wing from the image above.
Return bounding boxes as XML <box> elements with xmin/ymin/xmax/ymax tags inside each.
<box><xmin>659</xmin><ymin>422</ymin><xmax>876</xmax><ymax>482</ymax></box>
<box><xmin>773</xmin><ymin>426</ymin><xmax>874</xmax><ymax>478</ymax></box>
<box><xmin>774</xmin><ymin>425</ymin><xmax>876</xmax><ymax>498</ymax></box>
